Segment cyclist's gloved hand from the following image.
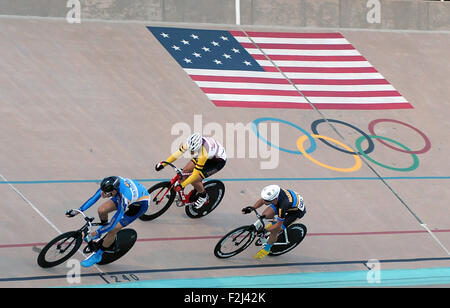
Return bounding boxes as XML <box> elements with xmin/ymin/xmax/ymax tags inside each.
<box><xmin>84</xmin><ymin>234</ymin><xmax>94</xmax><ymax>243</ymax></box>
<box><xmin>242</xmin><ymin>206</ymin><xmax>254</xmax><ymax>214</ymax></box>
<box><xmin>174</xmin><ymin>182</ymin><xmax>183</xmax><ymax>193</ymax></box>
<box><xmin>84</xmin><ymin>232</ymin><xmax>100</xmax><ymax>243</ymax></box>
<box><xmin>65</xmin><ymin>209</ymin><xmax>78</xmax><ymax>218</ymax></box>
<box><xmin>155</xmin><ymin>162</ymin><xmax>164</xmax><ymax>171</ymax></box>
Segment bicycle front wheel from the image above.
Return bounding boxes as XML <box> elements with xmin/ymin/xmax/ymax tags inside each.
<box><xmin>37</xmin><ymin>231</ymin><xmax>83</xmax><ymax>268</ymax></box>
<box><xmin>140</xmin><ymin>181</ymin><xmax>175</xmax><ymax>221</ymax></box>
<box><xmin>214</xmin><ymin>225</ymin><xmax>256</xmax><ymax>259</ymax></box>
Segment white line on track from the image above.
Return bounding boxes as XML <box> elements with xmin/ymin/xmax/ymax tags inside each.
<box><xmin>0</xmin><ymin>173</ymin><xmax>106</xmax><ymax>275</ymax></box>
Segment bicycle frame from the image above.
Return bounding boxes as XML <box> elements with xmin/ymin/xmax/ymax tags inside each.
<box><xmin>274</xmin><ymin>229</ymin><xmax>290</xmax><ymax>245</ymax></box>
<box><xmin>251</xmin><ymin>208</ymin><xmax>290</xmax><ymax>246</ymax></box>
<box><xmin>154</xmin><ymin>161</ymin><xmax>193</xmax><ymax>207</ymax></box>
<box><xmin>71</xmin><ymin>209</ymin><xmax>95</xmax><ymax>234</ymax></box>
<box><xmin>70</xmin><ymin>209</ymin><xmax>101</xmax><ymax>251</ymax></box>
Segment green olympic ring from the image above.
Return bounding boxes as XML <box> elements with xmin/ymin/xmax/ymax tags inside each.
<box><xmin>355</xmin><ymin>135</ymin><xmax>420</xmax><ymax>172</ymax></box>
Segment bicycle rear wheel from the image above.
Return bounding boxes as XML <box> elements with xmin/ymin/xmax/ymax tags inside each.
<box><xmin>98</xmin><ymin>229</ymin><xmax>137</xmax><ymax>265</ymax></box>
<box><xmin>185</xmin><ymin>180</ymin><xmax>225</xmax><ymax>218</ymax></box>
<box><xmin>214</xmin><ymin>225</ymin><xmax>256</xmax><ymax>259</ymax></box>
<box><xmin>140</xmin><ymin>181</ymin><xmax>175</xmax><ymax>221</ymax></box>
<box><xmin>37</xmin><ymin>231</ymin><xmax>83</xmax><ymax>268</ymax></box>
<box><xmin>269</xmin><ymin>224</ymin><xmax>307</xmax><ymax>256</ymax></box>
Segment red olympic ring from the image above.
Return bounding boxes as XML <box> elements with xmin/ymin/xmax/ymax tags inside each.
<box><xmin>368</xmin><ymin>119</ymin><xmax>431</xmax><ymax>155</ymax></box>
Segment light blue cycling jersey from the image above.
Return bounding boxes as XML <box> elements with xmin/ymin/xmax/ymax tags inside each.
<box><xmin>79</xmin><ymin>177</ymin><xmax>149</xmax><ymax>238</ymax></box>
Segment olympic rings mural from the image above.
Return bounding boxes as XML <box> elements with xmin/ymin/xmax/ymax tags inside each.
<box><xmin>251</xmin><ymin>117</ymin><xmax>431</xmax><ymax>173</ymax></box>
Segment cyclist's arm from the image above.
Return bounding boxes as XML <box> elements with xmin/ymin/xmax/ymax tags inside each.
<box><xmin>252</xmin><ymin>199</ymin><xmax>265</xmax><ymax>209</ymax></box>
<box><xmin>163</xmin><ymin>143</ymin><xmax>187</xmax><ymax>166</ymax></box>
<box><xmin>79</xmin><ymin>189</ymin><xmax>102</xmax><ymax>212</ymax></box>
<box><xmin>180</xmin><ymin>147</ymin><xmax>208</xmax><ymax>188</ymax></box>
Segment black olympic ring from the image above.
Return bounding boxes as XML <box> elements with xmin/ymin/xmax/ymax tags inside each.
<box><xmin>310</xmin><ymin>119</ymin><xmax>375</xmax><ymax>155</ymax></box>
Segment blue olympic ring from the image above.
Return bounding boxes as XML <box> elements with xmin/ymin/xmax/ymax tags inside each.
<box><xmin>251</xmin><ymin>117</ymin><xmax>317</xmax><ymax>155</ymax></box>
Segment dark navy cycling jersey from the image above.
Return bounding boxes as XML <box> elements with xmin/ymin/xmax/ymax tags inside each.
<box><xmin>79</xmin><ymin>177</ymin><xmax>149</xmax><ymax>238</ymax></box>
<box><xmin>269</xmin><ymin>188</ymin><xmax>305</xmax><ymax>226</ymax></box>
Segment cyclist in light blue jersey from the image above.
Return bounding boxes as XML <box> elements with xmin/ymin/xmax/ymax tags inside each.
<box><xmin>66</xmin><ymin>176</ymin><xmax>149</xmax><ymax>267</ymax></box>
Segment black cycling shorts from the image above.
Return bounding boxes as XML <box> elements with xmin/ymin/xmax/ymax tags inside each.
<box><xmin>195</xmin><ymin>158</ymin><xmax>226</xmax><ymax>179</ymax></box>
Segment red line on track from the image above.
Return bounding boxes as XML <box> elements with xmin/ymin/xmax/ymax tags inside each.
<box><xmin>2</xmin><ymin>229</ymin><xmax>449</xmax><ymax>249</ymax></box>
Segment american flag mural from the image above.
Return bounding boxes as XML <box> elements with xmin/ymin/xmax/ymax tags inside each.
<box><xmin>147</xmin><ymin>26</ymin><xmax>412</xmax><ymax>110</ymax></box>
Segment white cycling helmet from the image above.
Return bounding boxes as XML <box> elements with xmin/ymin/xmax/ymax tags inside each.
<box><xmin>186</xmin><ymin>132</ymin><xmax>203</xmax><ymax>153</ymax></box>
<box><xmin>260</xmin><ymin>185</ymin><xmax>281</xmax><ymax>201</ymax></box>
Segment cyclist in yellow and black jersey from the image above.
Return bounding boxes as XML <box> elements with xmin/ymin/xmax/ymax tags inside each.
<box><xmin>155</xmin><ymin>133</ymin><xmax>227</xmax><ymax>209</ymax></box>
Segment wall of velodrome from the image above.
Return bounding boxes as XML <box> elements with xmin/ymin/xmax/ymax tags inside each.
<box><xmin>0</xmin><ymin>0</ymin><xmax>449</xmax><ymax>31</ymax></box>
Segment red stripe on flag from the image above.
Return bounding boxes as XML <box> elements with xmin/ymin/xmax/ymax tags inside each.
<box><xmin>289</xmin><ymin>79</ymin><xmax>390</xmax><ymax>85</ymax></box>
<box><xmin>201</xmin><ymin>88</ymin><xmax>301</xmax><ymax>96</ymax></box>
<box><xmin>228</xmin><ymin>30</ymin><xmax>246</xmax><ymax>36</ymax></box>
<box><xmin>301</xmin><ymin>90</ymin><xmax>401</xmax><ymax>97</ymax></box>
<box><xmin>307</xmin><ymin>103</ymin><xmax>413</xmax><ymax>110</ymax></box>
<box><xmin>189</xmin><ymin>75</ymin><xmax>290</xmax><ymax>84</ymax></box>
<box><xmin>262</xmin><ymin>66</ymin><xmax>378</xmax><ymax>73</ymax></box>
<box><xmin>230</xmin><ymin>31</ymin><xmax>344</xmax><ymax>39</ymax></box>
<box><xmin>241</xmin><ymin>43</ymin><xmax>355</xmax><ymax>50</ymax></box>
<box><xmin>213</xmin><ymin>100</ymin><xmax>313</xmax><ymax>109</ymax></box>
<box><xmin>252</xmin><ymin>54</ymin><xmax>367</xmax><ymax>61</ymax></box>
<box><xmin>212</xmin><ymin>101</ymin><xmax>413</xmax><ymax>110</ymax></box>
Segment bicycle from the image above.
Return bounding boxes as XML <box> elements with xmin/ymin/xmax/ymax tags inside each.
<box><xmin>214</xmin><ymin>207</ymin><xmax>307</xmax><ymax>259</ymax></box>
<box><xmin>139</xmin><ymin>161</ymin><xmax>225</xmax><ymax>221</ymax></box>
<box><xmin>37</xmin><ymin>209</ymin><xmax>137</xmax><ymax>268</ymax></box>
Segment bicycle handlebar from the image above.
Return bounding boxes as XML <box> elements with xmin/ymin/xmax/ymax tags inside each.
<box><xmin>248</xmin><ymin>207</ymin><xmax>266</xmax><ymax>232</ymax></box>
<box><xmin>161</xmin><ymin>161</ymin><xmax>183</xmax><ymax>176</ymax></box>
<box><xmin>69</xmin><ymin>209</ymin><xmax>100</xmax><ymax>233</ymax></box>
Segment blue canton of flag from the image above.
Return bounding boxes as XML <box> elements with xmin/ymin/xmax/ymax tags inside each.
<box><xmin>147</xmin><ymin>26</ymin><xmax>264</xmax><ymax>71</ymax></box>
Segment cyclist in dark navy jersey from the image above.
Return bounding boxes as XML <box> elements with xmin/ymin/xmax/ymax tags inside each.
<box><xmin>242</xmin><ymin>185</ymin><xmax>306</xmax><ymax>259</ymax></box>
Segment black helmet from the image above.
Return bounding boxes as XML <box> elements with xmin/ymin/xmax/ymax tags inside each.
<box><xmin>100</xmin><ymin>176</ymin><xmax>120</xmax><ymax>192</ymax></box>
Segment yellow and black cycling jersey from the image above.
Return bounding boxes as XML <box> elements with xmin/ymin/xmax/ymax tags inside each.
<box><xmin>162</xmin><ymin>137</ymin><xmax>226</xmax><ymax>188</ymax></box>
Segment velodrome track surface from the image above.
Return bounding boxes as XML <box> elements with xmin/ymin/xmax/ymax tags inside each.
<box><xmin>0</xmin><ymin>17</ymin><xmax>449</xmax><ymax>287</ymax></box>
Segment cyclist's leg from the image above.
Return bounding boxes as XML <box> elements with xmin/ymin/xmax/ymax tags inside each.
<box><xmin>261</xmin><ymin>205</ymin><xmax>276</xmax><ymax>222</ymax></box>
<box><xmin>181</xmin><ymin>160</ymin><xmax>195</xmax><ymax>182</ymax></box>
<box><xmin>98</xmin><ymin>199</ymin><xmax>118</xmax><ymax>225</ymax></box>
<box><xmin>101</xmin><ymin>222</ymin><xmax>124</xmax><ymax>249</ymax></box>
<box><xmin>180</xmin><ymin>159</ymin><xmax>205</xmax><ymax>196</ymax></box>
<box><xmin>202</xmin><ymin>158</ymin><xmax>226</xmax><ymax>179</ymax></box>
<box><xmin>283</xmin><ymin>211</ymin><xmax>302</xmax><ymax>229</ymax></box>
<box><xmin>99</xmin><ymin>201</ymin><xmax>148</xmax><ymax>248</ymax></box>
<box><xmin>99</xmin><ymin>200</ymin><xmax>148</xmax><ymax>250</ymax></box>
<box><xmin>81</xmin><ymin>220</ymin><xmax>123</xmax><ymax>267</ymax></box>
<box><xmin>191</xmin><ymin>175</ymin><xmax>205</xmax><ymax>193</ymax></box>
<box><xmin>279</xmin><ymin>211</ymin><xmax>304</xmax><ymax>243</ymax></box>
<box><xmin>192</xmin><ymin>159</ymin><xmax>226</xmax><ymax>208</ymax></box>
<box><xmin>121</xmin><ymin>201</ymin><xmax>149</xmax><ymax>228</ymax></box>
<box><xmin>193</xmin><ymin>158</ymin><xmax>226</xmax><ymax>188</ymax></box>
<box><xmin>253</xmin><ymin>206</ymin><xmax>276</xmax><ymax>259</ymax></box>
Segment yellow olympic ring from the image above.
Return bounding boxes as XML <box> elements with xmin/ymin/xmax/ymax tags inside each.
<box><xmin>296</xmin><ymin>134</ymin><xmax>362</xmax><ymax>172</ymax></box>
